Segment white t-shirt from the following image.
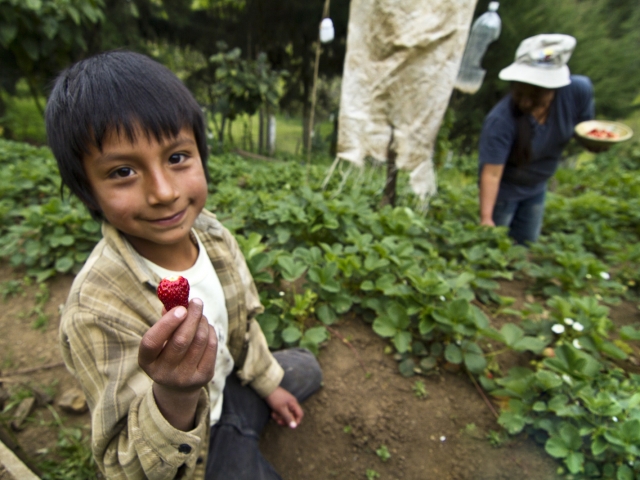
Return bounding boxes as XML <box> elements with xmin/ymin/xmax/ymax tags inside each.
<box><xmin>139</xmin><ymin>231</ymin><xmax>234</xmax><ymax>426</ymax></box>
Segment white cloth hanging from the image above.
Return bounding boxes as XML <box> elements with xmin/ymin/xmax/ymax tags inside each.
<box><xmin>337</xmin><ymin>0</ymin><xmax>477</xmax><ymax>198</ymax></box>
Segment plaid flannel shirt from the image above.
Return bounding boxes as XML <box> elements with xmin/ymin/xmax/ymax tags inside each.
<box><xmin>59</xmin><ymin>209</ymin><xmax>284</xmax><ymax>479</ymax></box>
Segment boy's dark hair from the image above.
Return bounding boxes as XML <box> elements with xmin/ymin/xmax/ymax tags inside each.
<box><xmin>45</xmin><ymin>50</ymin><xmax>210</xmax><ymax>219</ymax></box>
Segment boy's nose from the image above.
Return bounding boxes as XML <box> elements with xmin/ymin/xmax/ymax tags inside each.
<box><xmin>146</xmin><ymin>169</ymin><xmax>179</xmax><ymax>205</ymax></box>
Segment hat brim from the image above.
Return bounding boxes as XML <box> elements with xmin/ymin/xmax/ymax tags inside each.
<box><xmin>499</xmin><ymin>63</ymin><xmax>571</xmax><ymax>89</ymax></box>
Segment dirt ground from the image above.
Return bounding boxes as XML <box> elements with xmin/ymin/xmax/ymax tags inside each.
<box><xmin>0</xmin><ymin>263</ymin><xmax>637</xmax><ymax>479</ymax></box>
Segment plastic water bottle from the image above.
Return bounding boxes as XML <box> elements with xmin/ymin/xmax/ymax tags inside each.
<box><xmin>455</xmin><ymin>2</ymin><xmax>501</xmax><ymax>94</ymax></box>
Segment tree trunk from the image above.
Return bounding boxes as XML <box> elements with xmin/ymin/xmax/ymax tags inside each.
<box><xmin>267</xmin><ymin>109</ymin><xmax>276</xmax><ymax>156</ymax></box>
<box><xmin>258</xmin><ymin>107</ymin><xmax>265</xmax><ymax>154</ymax></box>
<box><xmin>301</xmin><ymin>37</ymin><xmax>313</xmax><ymax>152</ymax></box>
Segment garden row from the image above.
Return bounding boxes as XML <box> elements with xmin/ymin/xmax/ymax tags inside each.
<box><xmin>2</xmin><ymin>139</ymin><xmax>640</xmax><ymax>479</ymax></box>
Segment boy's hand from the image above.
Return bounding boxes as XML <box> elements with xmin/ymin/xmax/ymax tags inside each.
<box><xmin>138</xmin><ymin>298</ymin><xmax>217</xmax><ymax>430</ymax></box>
<box><xmin>265</xmin><ymin>387</ymin><xmax>303</xmax><ymax>429</ymax></box>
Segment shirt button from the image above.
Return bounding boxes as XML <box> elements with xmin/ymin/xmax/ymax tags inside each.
<box><xmin>178</xmin><ymin>444</ymin><xmax>192</xmax><ymax>454</ymax></box>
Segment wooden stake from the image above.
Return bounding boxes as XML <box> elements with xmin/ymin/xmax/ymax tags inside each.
<box><xmin>306</xmin><ymin>0</ymin><xmax>332</xmax><ymax>177</ymax></box>
<box><xmin>380</xmin><ymin>127</ymin><xmax>398</xmax><ymax>208</ymax></box>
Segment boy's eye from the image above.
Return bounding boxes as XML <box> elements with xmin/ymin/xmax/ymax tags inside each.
<box><xmin>169</xmin><ymin>153</ymin><xmax>187</xmax><ymax>164</ymax></box>
<box><xmin>110</xmin><ymin>167</ymin><xmax>134</xmax><ymax>178</ymax></box>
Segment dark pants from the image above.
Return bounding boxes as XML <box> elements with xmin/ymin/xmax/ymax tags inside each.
<box><xmin>493</xmin><ymin>189</ymin><xmax>547</xmax><ymax>245</ymax></box>
<box><xmin>205</xmin><ymin>348</ymin><xmax>322</xmax><ymax>480</ymax></box>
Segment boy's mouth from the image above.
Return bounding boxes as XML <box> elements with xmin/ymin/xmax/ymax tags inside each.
<box><xmin>148</xmin><ymin>209</ymin><xmax>187</xmax><ymax>226</ymax></box>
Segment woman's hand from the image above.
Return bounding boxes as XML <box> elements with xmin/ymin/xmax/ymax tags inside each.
<box><xmin>265</xmin><ymin>386</ymin><xmax>303</xmax><ymax>429</ymax></box>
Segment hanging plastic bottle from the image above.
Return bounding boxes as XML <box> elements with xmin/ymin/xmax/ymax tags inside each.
<box><xmin>455</xmin><ymin>2</ymin><xmax>501</xmax><ymax>94</ymax></box>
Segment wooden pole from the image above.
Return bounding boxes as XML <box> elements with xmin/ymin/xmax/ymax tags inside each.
<box><xmin>380</xmin><ymin>127</ymin><xmax>398</xmax><ymax>208</ymax></box>
<box><xmin>306</xmin><ymin>0</ymin><xmax>332</xmax><ymax>176</ymax></box>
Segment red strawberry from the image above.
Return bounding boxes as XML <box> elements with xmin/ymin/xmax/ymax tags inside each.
<box><xmin>157</xmin><ymin>276</ymin><xmax>190</xmax><ymax>311</ymax></box>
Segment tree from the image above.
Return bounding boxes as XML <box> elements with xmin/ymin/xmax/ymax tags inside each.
<box><xmin>0</xmin><ymin>0</ymin><xmax>104</xmax><ymax>132</ymax></box>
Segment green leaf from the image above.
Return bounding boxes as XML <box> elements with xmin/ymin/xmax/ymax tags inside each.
<box><xmin>559</xmin><ymin>423</ymin><xmax>582</xmax><ymax>451</ymax></box>
<box><xmin>501</xmin><ymin>323</ymin><xmax>524</xmax><ymax>347</ymax></box>
<box><xmin>398</xmin><ymin>358</ymin><xmax>415</xmax><ymax>377</ymax></box>
<box><xmin>444</xmin><ymin>343</ymin><xmax>462</xmax><ymax>364</ymax></box>
<box><xmin>372</xmin><ymin>316</ymin><xmax>396</xmax><ymax>338</ymax></box>
<box><xmin>277</xmin><ymin>255</ymin><xmax>306</xmax><ymax>281</ymax></box>
<box><xmin>616</xmin><ymin>464</ymin><xmax>633</xmax><ymax>480</ymax></box>
<box><xmin>535</xmin><ymin>370</ymin><xmax>563</xmax><ymax>390</ymax></box>
<box><xmin>564</xmin><ymin>451</ymin><xmax>584</xmax><ymax>475</ymax></box>
<box><xmin>498</xmin><ymin>411</ymin><xmax>526</xmax><ymax>435</ymax></box>
<box><xmin>463</xmin><ymin>349</ymin><xmax>487</xmax><ymax>374</ymax></box>
<box><xmin>591</xmin><ymin>436</ymin><xmax>608</xmax><ymax>456</ymax></box>
<box><xmin>281</xmin><ymin>326</ymin><xmax>302</xmax><ymax>343</ymax></box>
<box><xmin>393</xmin><ymin>331</ymin><xmax>412</xmax><ymax>353</ymax></box>
<box><xmin>419</xmin><ymin>356</ymin><xmax>437</xmax><ymax>371</ymax></box>
<box><xmin>598</xmin><ymin>341</ymin><xmax>628</xmax><ymax>360</ymax></box>
<box><xmin>0</xmin><ymin>23</ymin><xmax>18</xmax><ymax>47</ymax></box>
<box><xmin>620</xmin><ymin>325</ymin><xmax>640</xmax><ymax>341</ymax></box>
<box><xmin>545</xmin><ymin>436</ymin><xmax>570</xmax><ymax>459</ymax></box>
<box><xmin>316</xmin><ymin>304</ymin><xmax>337</xmax><ymax>325</ymax></box>
<box><xmin>361</xmin><ymin>280</ymin><xmax>375</xmax><ymax>291</ymax></box>
<box><xmin>303</xmin><ymin>326</ymin><xmax>328</xmax><ymax>345</ymax></box>
<box><xmin>512</xmin><ymin>336</ymin><xmax>546</xmax><ymax>354</ymax></box>
<box><xmin>20</xmin><ymin>37</ymin><xmax>39</xmax><ymax>61</ymax></box>
<box><xmin>55</xmin><ymin>256</ymin><xmax>74</xmax><ymax>272</ymax></box>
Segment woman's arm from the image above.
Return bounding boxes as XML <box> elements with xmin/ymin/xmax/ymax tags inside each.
<box><xmin>479</xmin><ymin>163</ymin><xmax>505</xmax><ymax>226</ymax></box>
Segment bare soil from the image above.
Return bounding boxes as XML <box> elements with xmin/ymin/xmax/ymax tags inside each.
<box><xmin>0</xmin><ymin>264</ymin><xmax>638</xmax><ymax>479</ymax></box>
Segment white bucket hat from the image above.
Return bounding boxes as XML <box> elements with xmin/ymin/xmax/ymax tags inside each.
<box><xmin>499</xmin><ymin>34</ymin><xmax>576</xmax><ymax>89</ymax></box>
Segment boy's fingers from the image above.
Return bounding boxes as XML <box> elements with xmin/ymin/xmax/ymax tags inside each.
<box><xmin>289</xmin><ymin>400</ymin><xmax>304</xmax><ymax>426</ymax></box>
<box><xmin>181</xmin><ymin>317</ymin><xmax>215</xmax><ymax>375</ymax></box>
<box><xmin>276</xmin><ymin>404</ymin><xmax>294</xmax><ymax>428</ymax></box>
<box><xmin>271</xmin><ymin>411</ymin><xmax>286</xmax><ymax>427</ymax></box>
<box><xmin>163</xmin><ymin>298</ymin><xmax>204</xmax><ymax>359</ymax></box>
<box><xmin>196</xmin><ymin>324</ymin><xmax>218</xmax><ymax>376</ymax></box>
<box><xmin>139</xmin><ymin>306</ymin><xmax>188</xmax><ymax>365</ymax></box>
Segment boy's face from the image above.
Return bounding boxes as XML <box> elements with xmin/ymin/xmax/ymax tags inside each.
<box><xmin>83</xmin><ymin>126</ymin><xmax>208</xmax><ymax>263</ymax></box>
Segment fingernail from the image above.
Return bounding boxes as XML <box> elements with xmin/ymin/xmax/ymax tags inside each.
<box><xmin>174</xmin><ymin>306</ymin><xmax>187</xmax><ymax>318</ymax></box>
<box><xmin>192</xmin><ymin>298</ymin><xmax>203</xmax><ymax>306</ymax></box>
<box><xmin>289</xmin><ymin>421</ymin><xmax>297</xmax><ymax>429</ymax></box>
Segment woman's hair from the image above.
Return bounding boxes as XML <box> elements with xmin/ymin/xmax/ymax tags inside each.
<box><xmin>509</xmin><ymin>99</ymin><xmax>532</xmax><ymax>167</ymax></box>
<box><xmin>45</xmin><ymin>50</ymin><xmax>209</xmax><ymax>219</ymax></box>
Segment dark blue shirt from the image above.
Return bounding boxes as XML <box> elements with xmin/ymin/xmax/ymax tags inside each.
<box><xmin>478</xmin><ymin>75</ymin><xmax>595</xmax><ymax>201</ymax></box>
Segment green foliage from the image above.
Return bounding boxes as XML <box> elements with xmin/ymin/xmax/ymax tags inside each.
<box><xmin>3</xmin><ymin>135</ymin><xmax>640</xmax><ymax>478</ymax></box>
<box><xmin>0</xmin><ymin>139</ymin><xmax>100</xmax><ymax>280</ymax></box>
<box><xmin>38</xmin><ymin>406</ymin><xmax>96</xmax><ymax>480</ymax></box>
<box><xmin>375</xmin><ymin>445</ymin><xmax>391</xmax><ymax>462</ymax></box>
<box><xmin>0</xmin><ymin>0</ymin><xmax>104</xmax><ymax>116</ymax></box>
<box><xmin>188</xmin><ymin>41</ymin><xmax>287</xmax><ymax>147</ymax></box>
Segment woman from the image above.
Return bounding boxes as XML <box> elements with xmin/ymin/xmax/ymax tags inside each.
<box><xmin>478</xmin><ymin>34</ymin><xmax>596</xmax><ymax>244</ymax></box>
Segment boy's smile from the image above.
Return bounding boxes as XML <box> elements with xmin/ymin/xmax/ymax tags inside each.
<box><xmin>83</xmin><ymin>126</ymin><xmax>208</xmax><ymax>270</ymax></box>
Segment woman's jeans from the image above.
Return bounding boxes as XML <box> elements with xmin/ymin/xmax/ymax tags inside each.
<box><xmin>492</xmin><ymin>189</ymin><xmax>546</xmax><ymax>245</ymax></box>
<box><xmin>205</xmin><ymin>348</ymin><xmax>322</xmax><ymax>480</ymax></box>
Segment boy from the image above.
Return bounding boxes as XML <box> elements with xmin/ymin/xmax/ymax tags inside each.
<box><xmin>46</xmin><ymin>51</ymin><xmax>322</xmax><ymax>479</ymax></box>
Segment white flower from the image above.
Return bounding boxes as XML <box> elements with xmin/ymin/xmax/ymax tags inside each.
<box><xmin>440</xmin><ymin>436</ymin><xmax>446</xmax><ymax>442</ymax></box>
<box><xmin>279</xmin><ymin>291</ymin><xmax>285</xmax><ymax>297</ymax></box>
<box><xmin>562</xmin><ymin>374</ymin><xmax>573</xmax><ymax>385</ymax></box>
<box><xmin>564</xmin><ymin>318</ymin><xmax>574</xmax><ymax>325</ymax></box>
<box><xmin>572</xmin><ymin>322</ymin><xmax>584</xmax><ymax>332</ymax></box>
<box><xmin>600</xmin><ymin>272</ymin><xmax>610</xmax><ymax>280</ymax></box>
<box><xmin>439</xmin><ymin>296</ymin><xmax>445</xmax><ymax>301</ymax></box>
<box><xmin>573</xmin><ymin>339</ymin><xmax>582</xmax><ymax>349</ymax></box>
<box><xmin>612</xmin><ymin>416</ymin><xmax>618</xmax><ymax>422</ymax></box>
<box><xmin>552</xmin><ymin>324</ymin><xmax>566</xmax><ymax>334</ymax></box>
